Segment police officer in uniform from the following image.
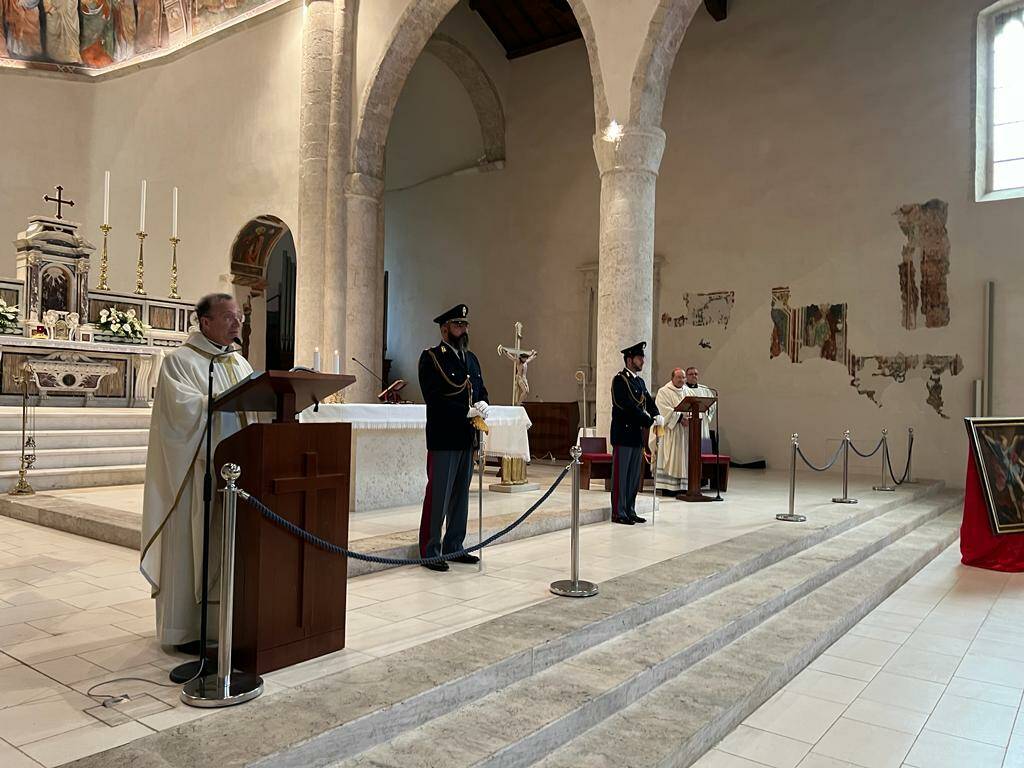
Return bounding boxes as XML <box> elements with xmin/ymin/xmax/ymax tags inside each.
<box><xmin>610</xmin><ymin>341</ymin><xmax>662</xmax><ymax>524</ymax></box>
<box><xmin>417</xmin><ymin>304</ymin><xmax>490</xmax><ymax>571</ymax></box>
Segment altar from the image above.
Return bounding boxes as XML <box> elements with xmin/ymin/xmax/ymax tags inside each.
<box><xmin>299</xmin><ymin>403</ymin><xmax>533</xmax><ymax>512</ymax></box>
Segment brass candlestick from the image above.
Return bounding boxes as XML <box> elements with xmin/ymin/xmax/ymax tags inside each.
<box><xmin>168</xmin><ymin>236</ymin><xmax>181</xmax><ymax>299</ymax></box>
<box><xmin>97</xmin><ymin>224</ymin><xmax>111</xmax><ymax>291</ymax></box>
<box><xmin>134</xmin><ymin>231</ymin><xmax>147</xmax><ymax>295</ymax></box>
<box><xmin>9</xmin><ymin>368</ymin><xmax>35</xmax><ymax>496</ymax></box>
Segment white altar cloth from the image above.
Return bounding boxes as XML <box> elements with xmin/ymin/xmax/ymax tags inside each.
<box><xmin>299</xmin><ymin>404</ymin><xmax>532</xmax><ymax>512</ymax></box>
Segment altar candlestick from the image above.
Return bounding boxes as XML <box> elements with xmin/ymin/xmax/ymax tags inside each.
<box><xmin>333</xmin><ymin>350</ymin><xmax>340</xmax><ymax>374</ymax></box>
<box><xmin>103</xmin><ymin>171</ymin><xmax>110</xmax><ymax>226</ymax></box>
<box><xmin>172</xmin><ymin>187</ymin><xmax>178</xmax><ymax>238</ymax></box>
<box><xmin>139</xmin><ymin>180</ymin><xmax>147</xmax><ymax>232</ymax></box>
<box><xmin>313</xmin><ymin>347</ymin><xmax>321</xmax><ymax>372</ymax></box>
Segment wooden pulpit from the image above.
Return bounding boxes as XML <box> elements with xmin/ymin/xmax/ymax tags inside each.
<box><xmin>674</xmin><ymin>395</ymin><xmax>717</xmax><ymax>502</ymax></box>
<box><xmin>213</xmin><ymin>370</ymin><xmax>355</xmax><ymax>674</ymax></box>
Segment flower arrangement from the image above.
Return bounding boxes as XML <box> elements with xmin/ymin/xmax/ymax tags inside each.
<box><xmin>97</xmin><ymin>307</ymin><xmax>148</xmax><ymax>340</ymax></box>
<box><xmin>0</xmin><ymin>298</ymin><xmax>20</xmax><ymax>332</ymax></box>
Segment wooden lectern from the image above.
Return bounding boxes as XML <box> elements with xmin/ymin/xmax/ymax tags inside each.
<box><xmin>674</xmin><ymin>395</ymin><xmax>717</xmax><ymax>502</ymax></box>
<box><xmin>213</xmin><ymin>370</ymin><xmax>355</xmax><ymax>674</ymax></box>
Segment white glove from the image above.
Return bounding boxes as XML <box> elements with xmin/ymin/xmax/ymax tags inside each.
<box><xmin>473</xmin><ymin>400</ymin><xmax>490</xmax><ymax>420</ymax></box>
<box><xmin>654</xmin><ymin>415</ymin><xmax>665</xmax><ymax>427</ymax></box>
<box><xmin>467</xmin><ymin>406</ymin><xmax>482</xmax><ymax>419</ymax></box>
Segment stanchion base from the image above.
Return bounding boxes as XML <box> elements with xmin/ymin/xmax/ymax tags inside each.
<box><xmin>832</xmin><ymin>497</ymin><xmax>858</xmax><ymax>504</ymax></box>
<box><xmin>181</xmin><ymin>671</ymin><xmax>264</xmax><ymax>708</ymax></box>
<box><xmin>872</xmin><ymin>485</ymin><xmax>896</xmax><ymax>492</ymax></box>
<box><xmin>169</xmin><ymin>658</ymin><xmax>216</xmax><ymax>684</ymax></box>
<box><xmin>550</xmin><ymin>579</ymin><xmax>599</xmax><ymax>598</ymax></box>
<box><xmin>776</xmin><ymin>513</ymin><xmax>807</xmax><ymax>522</ymax></box>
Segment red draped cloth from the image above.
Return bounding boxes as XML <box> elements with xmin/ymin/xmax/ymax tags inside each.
<box><xmin>961</xmin><ymin>448</ymin><xmax>1024</xmax><ymax>572</ymax></box>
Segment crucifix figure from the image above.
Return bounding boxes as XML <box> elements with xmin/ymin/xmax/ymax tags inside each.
<box><xmin>43</xmin><ymin>185</ymin><xmax>75</xmax><ymax>220</ymax></box>
<box><xmin>497</xmin><ymin>321</ymin><xmax>538</xmax><ymax>408</ymax></box>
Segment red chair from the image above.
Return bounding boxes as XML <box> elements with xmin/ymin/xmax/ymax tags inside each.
<box><xmin>579</xmin><ymin>436</ymin><xmax>612</xmax><ymax>490</ymax></box>
<box><xmin>701</xmin><ymin>453</ymin><xmax>730</xmax><ymax>492</ymax></box>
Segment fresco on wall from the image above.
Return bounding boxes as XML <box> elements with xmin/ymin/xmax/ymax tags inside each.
<box><xmin>771</xmin><ymin>287</ymin><xmax>962</xmax><ymax>418</ymax></box>
<box><xmin>896</xmin><ymin>199</ymin><xmax>950</xmax><ymax>330</ymax></box>
<box><xmin>0</xmin><ymin>0</ymin><xmax>277</xmax><ymax>70</ymax></box>
<box><xmin>661</xmin><ymin>290</ymin><xmax>735</xmax><ymax>330</ymax></box>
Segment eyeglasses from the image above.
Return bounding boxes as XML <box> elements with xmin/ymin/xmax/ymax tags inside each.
<box><xmin>204</xmin><ymin>312</ymin><xmax>244</xmax><ymax>323</ymax></box>
<box><xmin>449</xmin><ymin>320</ymin><xmax>470</xmax><ymax>328</ymax></box>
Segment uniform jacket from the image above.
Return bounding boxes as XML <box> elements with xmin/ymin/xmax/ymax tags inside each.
<box><xmin>610</xmin><ymin>369</ymin><xmax>658</xmax><ymax>447</ymax></box>
<box><xmin>418</xmin><ymin>341</ymin><xmax>489</xmax><ymax>451</ymax></box>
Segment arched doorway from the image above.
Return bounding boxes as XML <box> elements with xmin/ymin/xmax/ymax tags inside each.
<box><xmin>228</xmin><ymin>215</ymin><xmax>296</xmax><ymax>371</ymax></box>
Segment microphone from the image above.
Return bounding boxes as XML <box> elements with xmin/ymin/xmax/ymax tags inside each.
<box><xmin>351</xmin><ymin>357</ymin><xmax>383</xmax><ymax>385</ymax></box>
<box><xmin>705</xmin><ymin>385</ymin><xmax>724</xmax><ymax>502</ymax></box>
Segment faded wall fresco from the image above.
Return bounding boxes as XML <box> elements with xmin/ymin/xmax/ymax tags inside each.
<box><xmin>772</xmin><ymin>286</ymin><xmax>962</xmax><ymax>418</ymax></box>
<box><xmin>896</xmin><ymin>199</ymin><xmax>951</xmax><ymax>329</ymax></box>
<box><xmin>661</xmin><ymin>290</ymin><xmax>735</xmax><ymax>329</ymax></box>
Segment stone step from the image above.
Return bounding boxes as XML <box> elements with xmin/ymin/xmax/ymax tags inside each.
<box><xmin>0</xmin><ymin>464</ymin><xmax>145</xmax><ymax>490</ymax></box>
<box><xmin>0</xmin><ymin>428</ymin><xmax>150</xmax><ymax>451</ymax></box>
<box><xmin>0</xmin><ymin>445</ymin><xmax>148</xmax><ymax>471</ymax></box>
<box><xmin>534</xmin><ymin>509</ymin><xmax>961</xmax><ymax>768</ymax></box>
<box><xmin>325</xmin><ymin>490</ymin><xmax>961</xmax><ymax>768</ymax></box>
<box><xmin>0</xmin><ymin>406</ymin><xmax>151</xmax><ymax>431</ymax></box>
<box><xmin>234</xmin><ymin>482</ymin><xmax>942</xmax><ymax>768</ymax></box>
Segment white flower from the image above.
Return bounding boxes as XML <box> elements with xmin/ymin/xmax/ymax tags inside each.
<box><xmin>100</xmin><ymin>309</ymin><xmax>109</xmax><ymax>319</ymax></box>
<box><xmin>111</xmin><ymin>323</ymin><xmax>121</xmax><ymax>332</ymax></box>
<box><xmin>126</xmin><ymin>309</ymin><xmax>136</xmax><ymax>318</ymax></box>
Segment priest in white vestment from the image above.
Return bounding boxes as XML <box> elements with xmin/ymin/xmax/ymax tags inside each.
<box><xmin>651</xmin><ymin>366</ymin><xmax>716</xmax><ymax>493</ymax></box>
<box><xmin>141</xmin><ymin>293</ymin><xmax>254</xmax><ymax>648</ymax></box>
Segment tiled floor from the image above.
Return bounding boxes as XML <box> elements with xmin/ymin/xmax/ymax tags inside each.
<box><xmin>0</xmin><ymin>470</ymin><xmax>927</xmax><ymax>766</ymax></box>
<box><xmin>697</xmin><ymin>543</ymin><xmax>1024</xmax><ymax>768</ymax></box>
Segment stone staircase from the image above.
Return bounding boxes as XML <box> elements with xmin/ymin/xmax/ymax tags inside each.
<box><xmin>65</xmin><ymin>481</ymin><xmax>962</xmax><ymax>768</ymax></box>
<box><xmin>0</xmin><ymin>406</ymin><xmax>150</xmax><ymax>490</ymax></box>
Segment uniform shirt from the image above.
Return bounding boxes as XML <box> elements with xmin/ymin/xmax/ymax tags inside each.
<box><xmin>610</xmin><ymin>368</ymin><xmax>659</xmax><ymax>447</ymax></box>
<box><xmin>418</xmin><ymin>341</ymin><xmax>489</xmax><ymax>451</ymax></box>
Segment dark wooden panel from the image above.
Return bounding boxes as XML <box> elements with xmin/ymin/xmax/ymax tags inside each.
<box><xmin>148</xmin><ymin>306</ymin><xmax>176</xmax><ymax>331</ymax></box>
<box><xmin>471</xmin><ymin>0</ymin><xmax>582</xmax><ymax>59</ymax></box>
<box><xmin>0</xmin><ymin>289</ymin><xmax>20</xmax><ymax>307</ymax></box>
<box><xmin>88</xmin><ymin>299</ymin><xmax>145</xmax><ymax>324</ymax></box>
<box><xmin>523</xmin><ymin>401</ymin><xmax>580</xmax><ymax>460</ymax></box>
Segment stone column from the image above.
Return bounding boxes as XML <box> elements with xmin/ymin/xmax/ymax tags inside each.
<box><xmin>295</xmin><ymin>0</ymin><xmax>333</xmax><ymax>368</ymax></box>
<box><xmin>344</xmin><ymin>173</ymin><xmax>385</xmax><ymax>402</ymax></box>
<box><xmin>593</xmin><ymin>126</ymin><xmax>666</xmax><ymax>439</ymax></box>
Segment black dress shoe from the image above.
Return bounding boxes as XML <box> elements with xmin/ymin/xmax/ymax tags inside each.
<box><xmin>421</xmin><ymin>561</ymin><xmax>450</xmax><ymax>572</ymax></box>
<box><xmin>450</xmin><ymin>554</ymin><xmax>480</xmax><ymax>564</ymax></box>
<box><xmin>631</xmin><ymin>515</ymin><xmax>647</xmax><ymax>524</ymax></box>
<box><xmin>612</xmin><ymin>517</ymin><xmax>635</xmax><ymax>525</ymax></box>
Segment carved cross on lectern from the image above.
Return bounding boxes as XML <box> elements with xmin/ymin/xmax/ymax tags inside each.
<box><xmin>272</xmin><ymin>451</ymin><xmax>346</xmax><ymax>626</ymax></box>
<box><xmin>43</xmin><ymin>185</ymin><xmax>75</xmax><ymax>220</ymax></box>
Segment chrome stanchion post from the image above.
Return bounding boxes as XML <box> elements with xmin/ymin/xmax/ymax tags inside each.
<box><xmin>873</xmin><ymin>428</ymin><xmax>896</xmax><ymax>492</ymax></box>
<box><xmin>832</xmin><ymin>430</ymin><xmax>858</xmax><ymax>504</ymax></box>
<box><xmin>777</xmin><ymin>433</ymin><xmax>806</xmax><ymax>522</ymax></box>
<box><xmin>905</xmin><ymin>427</ymin><xmax>916</xmax><ymax>483</ymax></box>
<box><xmin>550</xmin><ymin>446</ymin><xmax>598</xmax><ymax>598</ymax></box>
<box><xmin>477</xmin><ymin>439</ymin><xmax>485</xmax><ymax>573</ymax></box>
<box><xmin>182</xmin><ymin>464</ymin><xmax>264</xmax><ymax>708</ymax></box>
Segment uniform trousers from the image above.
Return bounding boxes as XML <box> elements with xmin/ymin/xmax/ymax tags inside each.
<box><xmin>418</xmin><ymin>449</ymin><xmax>475</xmax><ymax>558</ymax></box>
<box><xmin>611</xmin><ymin>445</ymin><xmax>644</xmax><ymax>521</ymax></box>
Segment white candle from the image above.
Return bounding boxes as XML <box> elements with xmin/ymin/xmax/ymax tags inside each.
<box><xmin>172</xmin><ymin>187</ymin><xmax>178</xmax><ymax>238</ymax></box>
<box><xmin>103</xmin><ymin>171</ymin><xmax>110</xmax><ymax>226</ymax></box>
<box><xmin>313</xmin><ymin>347</ymin><xmax>321</xmax><ymax>372</ymax></box>
<box><xmin>333</xmin><ymin>350</ymin><xmax>340</xmax><ymax>374</ymax></box>
<box><xmin>139</xmin><ymin>180</ymin><xmax>147</xmax><ymax>232</ymax></box>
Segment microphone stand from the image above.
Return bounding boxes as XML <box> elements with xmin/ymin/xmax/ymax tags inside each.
<box><xmin>709</xmin><ymin>385</ymin><xmax>723</xmax><ymax>502</ymax></box>
<box><xmin>169</xmin><ymin>341</ymin><xmax>239</xmax><ymax>684</ymax></box>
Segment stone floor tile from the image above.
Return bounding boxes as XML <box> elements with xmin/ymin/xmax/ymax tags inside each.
<box><xmin>882</xmin><ymin>646</ymin><xmax>961</xmax><ymax>684</ymax></box>
<box><xmin>718</xmin><ymin>724</ymin><xmax>811</xmax><ymax>768</ymax></box>
<box><xmin>743</xmin><ymin>691</ymin><xmax>845</xmax><ymax>744</ymax></box>
<box><xmin>692</xmin><ymin>749</ymin><xmax>773</xmax><ymax>767</ymax></box>
<box><xmin>19</xmin><ymin>721</ymin><xmax>153</xmax><ymax>768</ymax></box>
<box><xmin>785</xmin><ymin>669</ymin><xmax>867</xmax><ymax>705</ymax></box>
<box><xmin>858</xmin><ymin>671</ymin><xmax>945</xmax><ymax>714</ymax></box>
<box><xmin>924</xmin><ymin>692</ymin><xmax>1016</xmax><ymax>747</ymax></box>
<box><xmin>841</xmin><ymin>698</ymin><xmax>927</xmax><ymax>735</ymax></box>
<box><xmin>812</xmin><ymin>718</ymin><xmax>914</xmax><ymax>768</ymax></box>
<box><xmin>957</xmin><ymin>652</ymin><xmax>1024</xmax><ymax>688</ymax></box>
<box><xmin>943</xmin><ymin>676</ymin><xmax>1022</xmax><ymax>707</ymax></box>
<box><xmin>0</xmin><ymin>738</ymin><xmax>43</xmax><ymax>768</ymax></box>
<box><xmin>903</xmin><ymin>728</ymin><xmax>1005</xmax><ymax>768</ymax></box>
<box><xmin>809</xmin><ymin>654</ymin><xmax>880</xmax><ymax>682</ymax></box>
<box><xmin>825</xmin><ymin>634</ymin><xmax>901</xmax><ymax>666</ymax></box>
<box><xmin>0</xmin><ymin>690</ymin><xmax>95</xmax><ymax>746</ymax></box>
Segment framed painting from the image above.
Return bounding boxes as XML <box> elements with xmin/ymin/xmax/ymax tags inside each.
<box><xmin>966</xmin><ymin>417</ymin><xmax>1024</xmax><ymax>535</ymax></box>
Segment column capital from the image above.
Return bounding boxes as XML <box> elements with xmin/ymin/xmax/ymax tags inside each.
<box><xmin>344</xmin><ymin>172</ymin><xmax>385</xmax><ymax>200</ymax></box>
<box><xmin>592</xmin><ymin>125</ymin><xmax>666</xmax><ymax>177</ymax></box>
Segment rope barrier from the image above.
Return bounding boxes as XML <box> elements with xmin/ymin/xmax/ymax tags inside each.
<box><xmin>849</xmin><ymin>437</ymin><xmax>884</xmax><ymax>459</ymax></box>
<box><xmin>239</xmin><ymin>463</ymin><xmax>571</xmax><ymax>566</ymax></box>
<box><xmin>796</xmin><ymin>441</ymin><xmax>845</xmax><ymax>473</ymax></box>
<box><xmin>886</xmin><ymin>433</ymin><xmax>914</xmax><ymax>486</ymax></box>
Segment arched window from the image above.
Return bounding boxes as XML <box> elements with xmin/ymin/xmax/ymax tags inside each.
<box><xmin>978</xmin><ymin>2</ymin><xmax>1024</xmax><ymax>201</ymax></box>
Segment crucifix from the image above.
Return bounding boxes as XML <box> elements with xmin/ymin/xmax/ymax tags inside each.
<box><xmin>43</xmin><ymin>185</ymin><xmax>75</xmax><ymax>220</ymax></box>
<box><xmin>272</xmin><ymin>451</ymin><xmax>347</xmax><ymax>627</ymax></box>
<box><xmin>497</xmin><ymin>321</ymin><xmax>538</xmax><ymax>408</ymax></box>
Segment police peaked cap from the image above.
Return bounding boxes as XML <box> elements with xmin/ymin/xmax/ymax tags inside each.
<box><xmin>433</xmin><ymin>304</ymin><xmax>469</xmax><ymax>325</ymax></box>
<box><xmin>621</xmin><ymin>341</ymin><xmax>647</xmax><ymax>357</ymax></box>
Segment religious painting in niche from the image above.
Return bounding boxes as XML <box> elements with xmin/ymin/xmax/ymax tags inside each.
<box><xmin>661</xmin><ymin>291</ymin><xmax>735</xmax><ymax>329</ymax></box>
<box><xmin>966</xmin><ymin>417</ymin><xmax>1024</xmax><ymax>535</ymax></box>
<box><xmin>797</xmin><ymin>302</ymin><xmax>847</xmax><ymax>364</ymax></box>
<box><xmin>770</xmin><ymin>287</ymin><xmax>792</xmax><ymax>359</ymax></box>
<box><xmin>895</xmin><ymin>199</ymin><xmax>950</xmax><ymax>330</ymax></box>
<box><xmin>229</xmin><ymin>216</ymin><xmax>287</xmax><ymax>287</ymax></box>
<box><xmin>41</xmin><ymin>266</ymin><xmax>70</xmax><ymax>313</ymax></box>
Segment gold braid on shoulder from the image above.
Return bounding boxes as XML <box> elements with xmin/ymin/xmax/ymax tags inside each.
<box><xmin>426</xmin><ymin>349</ymin><xmax>472</xmax><ymax>398</ymax></box>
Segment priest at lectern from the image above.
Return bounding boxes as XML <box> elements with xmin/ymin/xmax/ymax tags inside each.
<box><xmin>141</xmin><ymin>293</ymin><xmax>256</xmax><ymax>649</ymax></box>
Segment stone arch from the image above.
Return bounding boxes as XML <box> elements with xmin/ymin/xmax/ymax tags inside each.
<box><xmin>424</xmin><ymin>33</ymin><xmax>506</xmax><ymax>165</ymax></box>
<box><xmin>629</xmin><ymin>0</ymin><xmax>703</xmax><ymax>127</ymax></box>
<box><xmin>351</xmin><ymin>0</ymin><xmax>606</xmax><ymax>179</ymax></box>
